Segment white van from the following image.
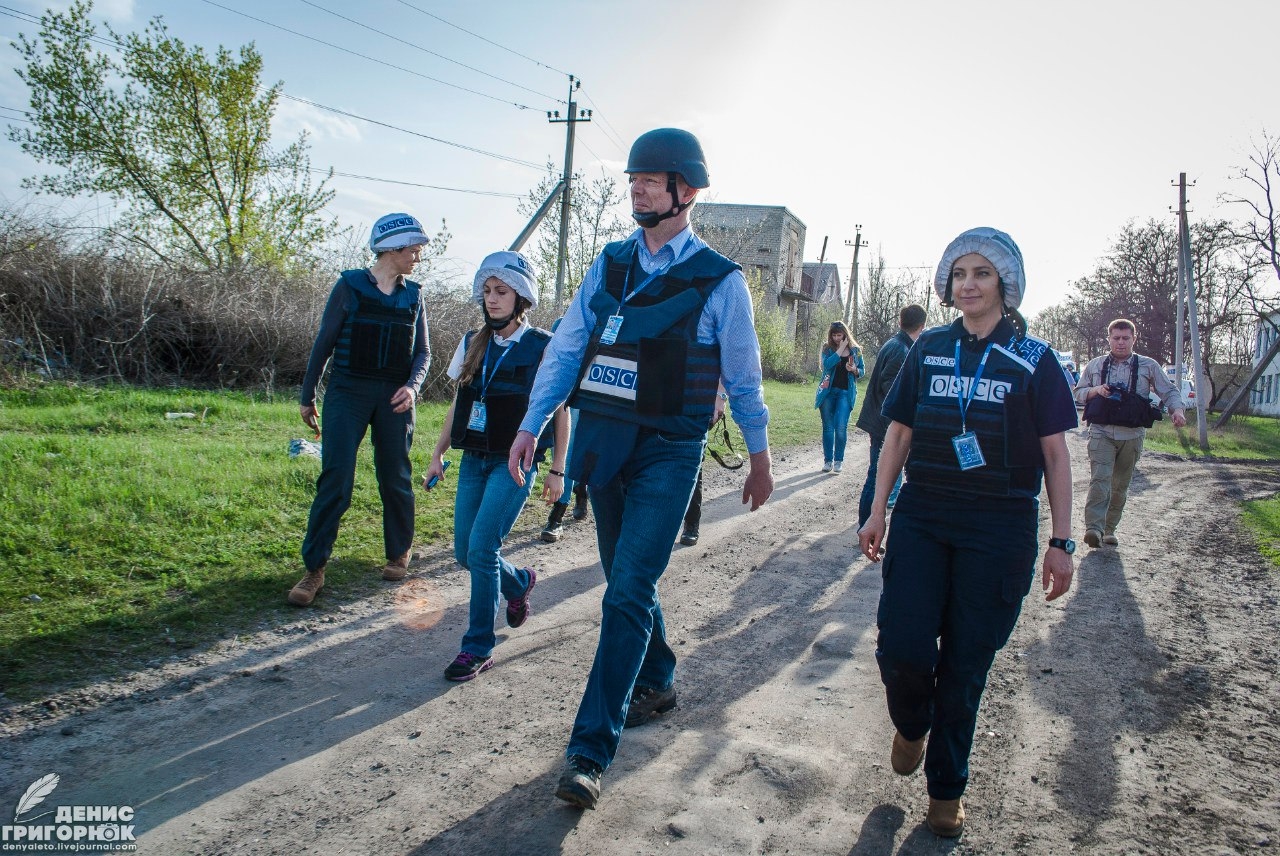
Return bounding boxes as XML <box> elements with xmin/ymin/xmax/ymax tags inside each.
<box><xmin>1161</xmin><ymin>366</ymin><xmax>1201</xmax><ymax>410</ymax></box>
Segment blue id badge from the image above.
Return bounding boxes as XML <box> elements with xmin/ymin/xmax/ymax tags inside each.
<box><xmin>467</xmin><ymin>401</ymin><xmax>487</xmax><ymax>432</ymax></box>
<box><xmin>599</xmin><ymin>315</ymin><xmax>624</xmax><ymax>345</ymax></box>
<box><xmin>952</xmin><ymin>431</ymin><xmax>986</xmax><ymax>470</ymax></box>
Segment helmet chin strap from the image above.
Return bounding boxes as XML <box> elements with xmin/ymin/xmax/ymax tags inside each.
<box><xmin>632</xmin><ymin>173</ymin><xmax>691</xmax><ymax>229</ymax></box>
<box><xmin>483</xmin><ymin>305</ymin><xmax>517</xmax><ymax>331</ymax></box>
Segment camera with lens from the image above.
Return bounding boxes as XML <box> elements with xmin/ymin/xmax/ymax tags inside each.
<box><xmin>1106</xmin><ymin>380</ymin><xmax>1128</xmax><ymax>401</ymax></box>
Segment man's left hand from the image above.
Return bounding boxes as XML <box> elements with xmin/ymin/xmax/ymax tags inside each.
<box><xmin>390</xmin><ymin>385</ymin><xmax>416</xmax><ymax>413</ymax></box>
<box><xmin>1171</xmin><ymin>408</ymin><xmax>1187</xmax><ymax>428</ymax></box>
<box><xmin>741</xmin><ymin>448</ymin><xmax>773</xmax><ymax>511</ymax></box>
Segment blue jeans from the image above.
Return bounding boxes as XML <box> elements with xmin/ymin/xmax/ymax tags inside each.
<box><xmin>875</xmin><ymin>484</ymin><xmax>1037</xmax><ymax>800</ymax></box>
<box><xmin>858</xmin><ymin>435</ymin><xmax>904</xmax><ymax>528</ymax></box>
<box><xmin>567</xmin><ymin>429</ymin><xmax>704</xmax><ymax>770</ymax></box>
<box><xmin>453</xmin><ymin>451</ymin><xmax>536</xmax><ymax>658</ymax></box>
<box><xmin>302</xmin><ymin>374</ymin><xmax>415</xmax><ymax>572</ymax></box>
<box><xmin>819</xmin><ymin>388</ymin><xmax>854</xmax><ymax>463</ymax></box>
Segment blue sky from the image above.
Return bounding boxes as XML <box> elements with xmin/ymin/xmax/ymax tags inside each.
<box><xmin>1</xmin><ymin>0</ymin><xmax>1276</xmax><ymax>318</ymax></box>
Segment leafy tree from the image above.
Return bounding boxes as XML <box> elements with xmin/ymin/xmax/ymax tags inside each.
<box><xmin>517</xmin><ymin>163</ymin><xmax>630</xmax><ymax>311</ymax></box>
<box><xmin>9</xmin><ymin>0</ymin><xmax>338</xmax><ymax>273</ymax></box>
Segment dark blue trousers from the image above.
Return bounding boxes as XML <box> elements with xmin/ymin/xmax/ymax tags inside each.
<box><xmin>302</xmin><ymin>374</ymin><xmax>415</xmax><ymax>571</ymax></box>
<box><xmin>875</xmin><ymin>484</ymin><xmax>1037</xmax><ymax>800</ymax></box>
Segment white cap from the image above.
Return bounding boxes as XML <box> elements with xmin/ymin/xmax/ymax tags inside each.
<box><xmin>472</xmin><ymin>250</ymin><xmax>538</xmax><ymax>309</ymax></box>
<box><xmin>933</xmin><ymin>226</ymin><xmax>1026</xmax><ymax>310</ymax></box>
<box><xmin>369</xmin><ymin>213</ymin><xmax>429</xmax><ymax>252</ymax></box>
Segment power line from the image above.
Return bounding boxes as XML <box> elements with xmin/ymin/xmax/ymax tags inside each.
<box><xmin>196</xmin><ymin>0</ymin><xmax>542</xmax><ymax>111</ymax></box>
<box><xmin>277</xmin><ymin>90</ymin><xmax>543</xmax><ymax>170</ymax></box>
<box><xmin>295</xmin><ymin>0</ymin><xmax>563</xmax><ymax>105</ymax></box>
<box><xmin>393</xmin><ymin>0</ymin><xmax>570</xmax><ymax>77</ymax></box>
<box><xmin>316</xmin><ymin>167</ymin><xmax>522</xmax><ymax>198</ymax></box>
<box><xmin>577</xmin><ymin>90</ymin><xmax>629</xmax><ymax>154</ymax></box>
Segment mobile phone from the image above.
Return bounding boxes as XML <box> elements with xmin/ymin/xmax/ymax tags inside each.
<box><xmin>425</xmin><ymin>459</ymin><xmax>450</xmax><ymax>490</ymax></box>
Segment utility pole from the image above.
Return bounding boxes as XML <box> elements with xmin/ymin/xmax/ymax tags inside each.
<box><xmin>546</xmin><ymin>75</ymin><xmax>591</xmax><ymax>308</ymax></box>
<box><xmin>844</xmin><ymin>225</ymin><xmax>868</xmax><ymax>333</ymax></box>
<box><xmin>1176</xmin><ymin>172</ymin><xmax>1210</xmax><ymax>451</ymax></box>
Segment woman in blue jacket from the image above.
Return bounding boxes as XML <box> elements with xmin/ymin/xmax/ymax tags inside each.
<box><xmin>814</xmin><ymin>321</ymin><xmax>864</xmax><ymax>473</ymax></box>
<box><xmin>423</xmin><ymin>251</ymin><xmax>569</xmax><ymax>682</ymax></box>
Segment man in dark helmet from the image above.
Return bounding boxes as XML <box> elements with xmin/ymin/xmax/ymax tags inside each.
<box><xmin>509</xmin><ymin>128</ymin><xmax>774</xmax><ymax>809</ymax></box>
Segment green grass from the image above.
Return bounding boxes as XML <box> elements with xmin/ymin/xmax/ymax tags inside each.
<box><xmin>1243</xmin><ymin>496</ymin><xmax>1280</xmax><ymax>571</ymax></box>
<box><xmin>2</xmin><ymin>380</ymin><xmax>1274</xmax><ymax>699</ymax></box>
<box><xmin>0</xmin><ymin>384</ymin><xmax>460</xmax><ymax>696</ymax></box>
<box><xmin>1142</xmin><ymin>411</ymin><xmax>1280</xmax><ymax>459</ymax></box>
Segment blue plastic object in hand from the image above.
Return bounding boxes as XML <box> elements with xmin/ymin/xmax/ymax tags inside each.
<box><xmin>425</xmin><ymin>459</ymin><xmax>450</xmax><ymax>490</ymax></box>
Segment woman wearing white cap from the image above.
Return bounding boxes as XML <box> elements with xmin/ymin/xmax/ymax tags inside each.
<box><xmin>857</xmin><ymin>227</ymin><xmax>1077</xmax><ymax>838</ymax></box>
<box><xmin>290</xmin><ymin>213</ymin><xmax>433</xmax><ymax>607</ymax></box>
<box><xmin>423</xmin><ymin>250</ymin><xmax>568</xmax><ymax>681</ymax></box>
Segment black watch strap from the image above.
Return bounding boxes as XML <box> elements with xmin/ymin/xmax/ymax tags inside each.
<box><xmin>1048</xmin><ymin>537</ymin><xmax>1076</xmax><ymax>554</ymax></box>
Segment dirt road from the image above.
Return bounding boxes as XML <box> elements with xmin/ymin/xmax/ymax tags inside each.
<box><xmin>2</xmin><ymin>431</ymin><xmax>1278</xmax><ymax>855</ymax></box>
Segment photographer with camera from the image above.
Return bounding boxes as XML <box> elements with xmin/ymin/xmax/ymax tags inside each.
<box><xmin>1075</xmin><ymin>318</ymin><xmax>1186</xmax><ymax>548</ymax></box>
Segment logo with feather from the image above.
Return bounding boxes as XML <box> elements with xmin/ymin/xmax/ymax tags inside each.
<box><xmin>13</xmin><ymin>773</ymin><xmax>59</xmax><ymax>822</ymax></box>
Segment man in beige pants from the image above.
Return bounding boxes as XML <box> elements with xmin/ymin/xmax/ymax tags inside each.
<box><xmin>1074</xmin><ymin>318</ymin><xmax>1186</xmax><ymax>547</ymax></box>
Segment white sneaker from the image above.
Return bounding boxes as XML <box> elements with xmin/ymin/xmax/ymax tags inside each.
<box><xmin>822</xmin><ymin>461</ymin><xmax>833</xmax><ymax>473</ymax></box>
<box><xmin>833</xmin><ymin>461</ymin><xmax>843</xmax><ymax>473</ymax></box>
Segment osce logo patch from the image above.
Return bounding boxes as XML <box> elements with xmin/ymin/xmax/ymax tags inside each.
<box><xmin>580</xmin><ymin>355</ymin><xmax>638</xmax><ymax>401</ymax></box>
<box><xmin>923</xmin><ymin>355</ymin><xmax>955</xmax><ymax>367</ymax></box>
<box><xmin>927</xmin><ymin>374</ymin><xmax>1011</xmax><ymax>403</ymax></box>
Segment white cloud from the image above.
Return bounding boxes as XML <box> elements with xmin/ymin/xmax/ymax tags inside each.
<box><xmin>273</xmin><ymin>97</ymin><xmax>361</xmax><ymax>144</ymax></box>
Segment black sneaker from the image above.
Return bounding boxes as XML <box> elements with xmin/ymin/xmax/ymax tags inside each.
<box><xmin>571</xmin><ymin>486</ymin><xmax>589</xmax><ymax>521</ymax></box>
<box><xmin>541</xmin><ymin>503</ymin><xmax>567</xmax><ymax>542</ymax></box>
<box><xmin>443</xmin><ymin>651</ymin><xmax>494</xmax><ymax>682</ymax></box>
<box><xmin>506</xmin><ymin>568</ymin><xmax>536</xmax><ymax>628</ymax></box>
<box><xmin>555</xmin><ymin>755</ymin><xmax>602</xmax><ymax>809</ymax></box>
<box><xmin>679</xmin><ymin>526</ymin><xmax>699</xmax><ymax>547</ymax></box>
<box><xmin>625</xmin><ymin>684</ymin><xmax>677</xmax><ymax>728</ymax></box>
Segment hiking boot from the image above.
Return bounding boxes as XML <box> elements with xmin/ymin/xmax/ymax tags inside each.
<box><xmin>822</xmin><ymin>460</ymin><xmax>833</xmax><ymax>473</ymax></box>
<box><xmin>833</xmin><ymin>461</ymin><xmax>843</xmax><ymax>474</ymax></box>
<box><xmin>890</xmin><ymin>731</ymin><xmax>926</xmax><ymax>775</ymax></box>
<box><xmin>506</xmin><ymin>569</ymin><xmax>536</xmax><ymax>628</ymax></box>
<box><xmin>287</xmin><ymin>566</ymin><xmax>325</xmax><ymax>607</ymax></box>
<box><xmin>541</xmin><ymin>503</ymin><xmax>568</xmax><ymax>543</ymax></box>
<box><xmin>1103</xmin><ymin>533</ymin><xmax>1119</xmax><ymax>545</ymax></box>
<box><xmin>555</xmin><ymin>755</ymin><xmax>603</xmax><ymax>809</ymax></box>
<box><xmin>679</xmin><ymin>525</ymin><xmax>699</xmax><ymax>547</ymax></box>
<box><xmin>926</xmin><ymin>797</ymin><xmax>965</xmax><ymax>838</ymax></box>
<box><xmin>443</xmin><ymin>651</ymin><xmax>494</xmax><ymax>682</ymax></box>
<box><xmin>625</xmin><ymin>684</ymin><xmax>677</xmax><ymax>728</ymax></box>
<box><xmin>1084</xmin><ymin>529</ymin><xmax>1102</xmax><ymax>548</ymax></box>
<box><xmin>571</xmin><ymin>485</ymin><xmax>589</xmax><ymax>521</ymax></box>
<box><xmin>381</xmin><ymin>551</ymin><xmax>411</xmax><ymax>581</ymax></box>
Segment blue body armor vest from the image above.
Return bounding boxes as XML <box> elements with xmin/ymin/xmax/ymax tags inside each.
<box><xmin>450</xmin><ymin>327</ymin><xmax>553</xmax><ymax>456</ymax></box>
<box><xmin>568</xmin><ymin>240</ymin><xmax>738</xmax><ymax>433</ymax></box>
<box><xmin>332</xmin><ymin>270</ymin><xmax>422</xmax><ymax>382</ymax></box>
<box><xmin>907</xmin><ymin>321</ymin><xmax>1050</xmax><ymax>499</ymax></box>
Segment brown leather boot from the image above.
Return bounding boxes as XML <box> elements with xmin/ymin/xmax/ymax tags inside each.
<box><xmin>926</xmin><ymin>798</ymin><xmax>965</xmax><ymax>838</ymax></box>
<box><xmin>890</xmin><ymin>731</ymin><xmax>926</xmax><ymax>775</ymax></box>
<box><xmin>288</xmin><ymin>566</ymin><xmax>325</xmax><ymax>606</ymax></box>
<box><xmin>382</xmin><ymin>552</ymin><xmax>411</xmax><ymax>581</ymax></box>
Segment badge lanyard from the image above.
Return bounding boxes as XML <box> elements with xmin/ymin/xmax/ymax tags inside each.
<box><xmin>951</xmin><ymin>340</ymin><xmax>993</xmax><ymax>471</ymax></box>
<box><xmin>601</xmin><ymin>266</ymin><xmax>665</xmax><ymax>346</ymax></box>
<box><xmin>954</xmin><ymin>340</ymin><xmax>993</xmax><ymax>433</ymax></box>
<box><xmin>467</xmin><ymin>337</ymin><xmax>512</xmax><ymax>432</ymax></box>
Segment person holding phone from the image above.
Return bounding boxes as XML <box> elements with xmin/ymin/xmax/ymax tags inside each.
<box><xmin>814</xmin><ymin>321</ymin><xmax>864</xmax><ymax>473</ymax></box>
<box><xmin>422</xmin><ymin>251</ymin><xmax>568</xmax><ymax>682</ymax></box>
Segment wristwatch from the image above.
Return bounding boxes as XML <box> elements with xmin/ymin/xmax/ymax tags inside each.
<box><xmin>1048</xmin><ymin>537</ymin><xmax>1076</xmax><ymax>555</ymax></box>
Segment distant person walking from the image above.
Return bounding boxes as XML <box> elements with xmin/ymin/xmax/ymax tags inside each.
<box><xmin>1074</xmin><ymin>318</ymin><xmax>1186</xmax><ymax>548</ymax></box>
<box><xmin>858</xmin><ymin>227</ymin><xmax>1077</xmax><ymax>839</ymax></box>
<box><xmin>815</xmin><ymin>321</ymin><xmax>864</xmax><ymax>473</ymax></box>
<box><xmin>856</xmin><ymin>305</ymin><xmax>926</xmax><ymax>527</ymax></box>
<box><xmin>290</xmin><ymin>213</ymin><xmax>432</xmax><ymax>607</ymax></box>
<box><xmin>422</xmin><ymin>251</ymin><xmax>568</xmax><ymax>681</ymax></box>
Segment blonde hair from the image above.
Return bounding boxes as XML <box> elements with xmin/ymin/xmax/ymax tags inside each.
<box><xmin>457</xmin><ymin>298</ymin><xmax>531</xmax><ymax>385</ymax></box>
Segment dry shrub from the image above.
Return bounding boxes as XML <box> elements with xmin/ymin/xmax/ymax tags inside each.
<box><xmin>0</xmin><ymin>209</ymin><xmax>469</xmax><ymax>401</ymax></box>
